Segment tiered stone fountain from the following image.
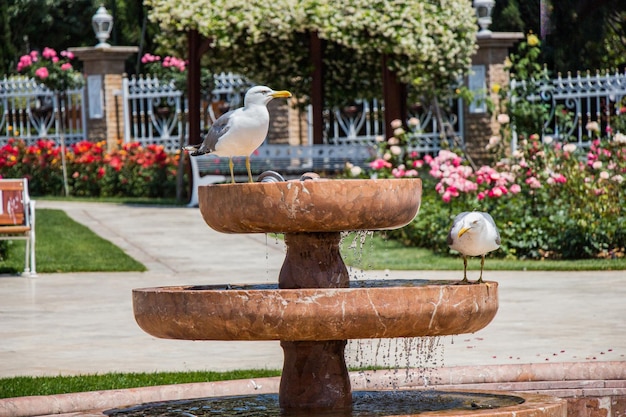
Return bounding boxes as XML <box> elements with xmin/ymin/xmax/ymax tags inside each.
<box><xmin>132</xmin><ymin>178</ymin><xmax>565</xmax><ymax>416</ymax></box>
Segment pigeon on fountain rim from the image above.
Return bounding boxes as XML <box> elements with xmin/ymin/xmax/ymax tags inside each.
<box><xmin>447</xmin><ymin>211</ymin><xmax>501</xmax><ymax>283</ymax></box>
<box><xmin>184</xmin><ymin>85</ymin><xmax>292</xmax><ymax>183</ymax></box>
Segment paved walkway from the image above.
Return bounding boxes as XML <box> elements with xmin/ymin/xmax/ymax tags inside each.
<box><xmin>0</xmin><ymin>200</ymin><xmax>624</xmax><ymax>377</ymax></box>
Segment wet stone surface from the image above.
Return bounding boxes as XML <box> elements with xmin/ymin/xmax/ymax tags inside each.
<box><xmin>106</xmin><ymin>390</ymin><xmax>525</xmax><ymax>417</ymax></box>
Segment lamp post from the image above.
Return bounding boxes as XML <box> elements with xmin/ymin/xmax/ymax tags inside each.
<box><xmin>92</xmin><ymin>5</ymin><xmax>113</xmax><ymax>48</ymax></box>
<box><xmin>474</xmin><ymin>0</ymin><xmax>495</xmax><ymax>38</ymax></box>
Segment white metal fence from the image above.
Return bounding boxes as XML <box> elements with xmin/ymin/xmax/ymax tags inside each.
<box><xmin>118</xmin><ymin>72</ymin><xmax>250</xmax><ymax>151</ymax></box>
<box><xmin>1</xmin><ymin>72</ymin><xmax>461</xmax><ymax>158</ymax></box>
<box><xmin>510</xmin><ymin>69</ymin><xmax>626</xmax><ymax>150</ymax></box>
<box><xmin>0</xmin><ymin>76</ymin><xmax>85</xmax><ymax>146</ymax></box>
<box><xmin>321</xmin><ymin>98</ymin><xmax>463</xmax><ymax>155</ymax></box>
<box><xmin>4</xmin><ymin>70</ymin><xmax>623</xmax><ymax>156</ymax></box>
<box><xmin>118</xmin><ymin>73</ymin><xmax>464</xmax><ymax>154</ymax></box>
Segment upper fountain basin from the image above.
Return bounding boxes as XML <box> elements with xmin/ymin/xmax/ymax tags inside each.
<box><xmin>198</xmin><ymin>178</ymin><xmax>422</xmax><ymax>234</ymax></box>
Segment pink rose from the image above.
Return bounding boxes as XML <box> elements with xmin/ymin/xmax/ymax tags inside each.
<box><xmin>42</xmin><ymin>47</ymin><xmax>57</xmax><ymax>59</ymax></box>
<box><xmin>525</xmin><ymin>176</ymin><xmax>541</xmax><ymax>189</ymax></box>
<box><xmin>35</xmin><ymin>67</ymin><xmax>49</xmax><ymax>79</ymax></box>
<box><xmin>17</xmin><ymin>55</ymin><xmax>33</xmax><ymax>72</ymax></box>
<box><xmin>392</xmin><ymin>168</ymin><xmax>404</xmax><ymax>178</ymax></box>
<box><xmin>446</xmin><ymin>186</ymin><xmax>459</xmax><ymax>198</ymax></box>
<box><xmin>488</xmin><ymin>187</ymin><xmax>503</xmax><ymax>198</ymax></box>
<box><xmin>369</xmin><ymin>158</ymin><xmax>391</xmax><ymax>170</ymax></box>
<box><xmin>60</xmin><ymin>63</ymin><xmax>72</xmax><ymax>71</ymax></box>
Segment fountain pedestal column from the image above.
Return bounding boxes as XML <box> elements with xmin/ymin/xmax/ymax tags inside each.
<box><xmin>280</xmin><ymin>340</ymin><xmax>351</xmax><ymax>411</ymax></box>
<box><xmin>278</xmin><ymin>232</ymin><xmax>352</xmax><ymax>411</ymax></box>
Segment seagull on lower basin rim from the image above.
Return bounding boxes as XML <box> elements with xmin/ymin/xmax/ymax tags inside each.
<box><xmin>447</xmin><ymin>211</ymin><xmax>501</xmax><ymax>283</ymax></box>
<box><xmin>184</xmin><ymin>85</ymin><xmax>292</xmax><ymax>183</ymax></box>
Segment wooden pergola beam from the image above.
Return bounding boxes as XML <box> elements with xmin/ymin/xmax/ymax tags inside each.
<box><xmin>187</xmin><ymin>29</ymin><xmax>212</xmax><ymax>146</ymax></box>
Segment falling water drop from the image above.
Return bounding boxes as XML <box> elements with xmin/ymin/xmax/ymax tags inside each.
<box><xmin>264</xmin><ymin>233</ymin><xmax>270</xmax><ymax>280</ymax></box>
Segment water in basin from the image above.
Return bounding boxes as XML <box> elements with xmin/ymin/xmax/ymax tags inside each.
<box><xmin>107</xmin><ymin>390</ymin><xmax>525</xmax><ymax>417</ymax></box>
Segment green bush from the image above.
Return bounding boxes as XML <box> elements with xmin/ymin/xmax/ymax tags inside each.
<box><xmin>347</xmin><ymin>121</ymin><xmax>625</xmax><ymax>260</ymax></box>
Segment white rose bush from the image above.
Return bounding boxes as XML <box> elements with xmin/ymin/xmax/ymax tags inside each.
<box><xmin>144</xmin><ymin>0</ymin><xmax>477</xmax><ymax>106</ymax></box>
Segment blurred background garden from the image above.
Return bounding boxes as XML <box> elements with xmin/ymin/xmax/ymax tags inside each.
<box><xmin>0</xmin><ymin>0</ymin><xmax>624</xmax><ymax>268</ymax></box>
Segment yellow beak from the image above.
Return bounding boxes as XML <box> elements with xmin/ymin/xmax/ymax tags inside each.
<box><xmin>271</xmin><ymin>90</ymin><xmax>292</xmax><ymax>99</ymax></box>
<box><xmin>458</xmin><ymin>226</ymin><xmax>471</xmax><ymax>238</ymax></box>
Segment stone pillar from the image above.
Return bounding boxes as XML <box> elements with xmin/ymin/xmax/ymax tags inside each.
<box><xmin>266</xmin><ymin>99</ymin><xmax>291</xmax><ymax>144</ymax></box>
<box><xmin>68</xmin><ymin>46</ymin><xmax>138</xmax><ymax>149</ymax></box>
<box><xmin>278</xmin><ymin>232</ymin><xmax>352</xmax><ymax>413</ymax></box>
<box><xmin>464</xmin><ymin>32</ymin><xmax>523</xmax><ymax>164</ymax></box>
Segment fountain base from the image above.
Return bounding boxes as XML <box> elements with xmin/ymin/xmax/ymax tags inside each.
<box><xmin>133</xmin><ymin>280</ymin><xmax>498</xmax><ymax>414</ymax></box>
<box><xmin>280</xmin><ymin>340</ymin><xmax>351</xmax><ymax>411</ymax></box>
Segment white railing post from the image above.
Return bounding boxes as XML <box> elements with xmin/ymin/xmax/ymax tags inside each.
<box><xmin>121</xmin><ymin>73</ymin><xmax>131</xmax><ymax>144</ymax></box>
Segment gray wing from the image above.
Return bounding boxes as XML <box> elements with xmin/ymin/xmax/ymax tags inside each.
<box><xmin>197</xmin><ymin>110</ymin><xmax>234</xmax><ymax>153</ymax></box>
<box><xmin>480</xmin><ymin>212</ymin><xmax>501</xmax><ymax>245</ymax></box>
<box><xmin>446</xmin><ymin>229</ymin><xmax>454</xmax><ymax>246</ymax></box>
<box><xmin>447</xmin><ymin>211</ymin><xmax>469</xmax><ymax>246</ymax></box>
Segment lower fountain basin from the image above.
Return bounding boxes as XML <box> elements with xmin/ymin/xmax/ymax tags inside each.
<box><xmin>107</xmin><ymin>390</ymin><xmax>534</xmax><ymax>417</ymax></box>
<box><xmin>133</xmin><ymin>280</ymin><xmax>498</xmax><ymax>341</ymax></box>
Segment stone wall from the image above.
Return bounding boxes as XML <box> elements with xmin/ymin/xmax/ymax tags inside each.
<box><xmin>568</xmin><ymin>397</ymin><xmax>626</xmax><ymax>417</ymax></box>
<box><xmin>463</xmin><ymin>33</ymin><xmax>523</xmax><ymax>166</ymax></box>
<box><xmin>267</xmin><ymin>99</ymin><xmax>290</xmax><ymax>144</ymax></box>
<box><xmin>267</xmin><ymin>99</ymin><xmax>308</xmax><ymax>146</ymax></box>
<box><xmin>69</xmin><ymin>46</ymin><xmax>139</xmax><ymax>150</ymax></box>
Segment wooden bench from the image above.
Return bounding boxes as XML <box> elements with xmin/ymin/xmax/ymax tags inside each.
<box><xmin>0</xmin><ymin>178</ymin><xmax>36</xmax><ymax>276</ymax></box>
<box><xmin>186</xmin><ymin>143</ymin><xmax>375</xmax><ymax>207</ymax></box>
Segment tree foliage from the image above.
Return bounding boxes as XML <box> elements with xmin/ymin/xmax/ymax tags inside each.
<box><xmin>491</xmin><ymin>0</ymin><xmax>626</xmax><ymax>72</ymax></box>
<box><xmin>2</xmin><ymin>0</ymin><xmax>94</xmax><ymax>73</ymax></box>
<box><xmin>1</xmin><ymin>0</ymin><xmax>158</xmax><ymax>75</ymax></box>
<box><xmin>144</xmin><ymin>0</ymin><xmax>478</xmax><ymax>106</ymax></box>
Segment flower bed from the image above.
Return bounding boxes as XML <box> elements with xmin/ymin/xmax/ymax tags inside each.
<box><xmin>0</xmin><ymin>139</ymin><xmax>182</xmax><ymax>199</ymax></box>
<box><xmin>344</xmin><ymin>33</ymin><xmax>626</xmax><ymax>261</ymax></box>
<box><xmin>346</xmin><ymin>122</ymin><xmax>625</xmax><ymax>260</ymax></box>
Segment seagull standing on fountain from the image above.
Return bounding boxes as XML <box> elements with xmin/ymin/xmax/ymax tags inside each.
<box><xmin>184</xmin><ymin>86</ymin><xmax>292</xmax><ymax>183</ymax></box>
<box><xmin>447</xmin><ymin>211</ymin><xmax>501</xmax><ymax>283</ymax></box>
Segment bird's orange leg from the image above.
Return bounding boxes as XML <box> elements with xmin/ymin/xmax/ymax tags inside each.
<box><xmin>228</xmin><ymin>158</ymin><xmax>235</xmax><ymax>183</ymax></box>
<box><xmin>245</xmin><ymin>156</ymin><xmax>253</xmax><ymax>183</ymax></box>
<box><xmin>476</xmin><ymin>255</ymin><xmax>485</xmax><ymax>284</ymax></box>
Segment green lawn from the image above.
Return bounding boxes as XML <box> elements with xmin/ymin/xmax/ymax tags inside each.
<box><xmin>0</xmin><ymin>370</ymin><xmax>281</xmax><ymax>399</ymax></box>
<box><xmin>0</xmin><ymin>208</ymin><xmax>146</xmax><ymax>274</ymax></box>
<box><xmin>340</xmin><ymin>232</ymin><xmax>626</xmax><ymax>271</ymax></box>
<box><xmin>2</xmin><ymin>209</ymin><xmax>623</xmax><ymax>275</ymax></box>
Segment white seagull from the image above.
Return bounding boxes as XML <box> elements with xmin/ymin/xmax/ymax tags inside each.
<box><xmin>447</xmin><ymin>211</ymin><xmax>501</xmax><ymax>283</ymax></box>
<box><xmin>184</xmin><ymin>86</ymin><xmax>292</xmax><ymax>183</ymax></box>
